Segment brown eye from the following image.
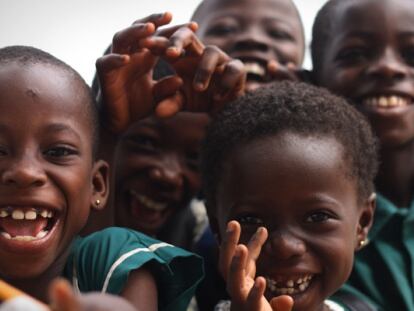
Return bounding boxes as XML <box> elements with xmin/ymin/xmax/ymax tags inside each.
<box><xmin>44</xmin><ymin>146</ymin><xmax>77</xmax><ymax>158</ymax></box>
<box><xmin>305</xmin><ymin>212</ymin><xmax>331</xmax><ymax>223</ymax></box>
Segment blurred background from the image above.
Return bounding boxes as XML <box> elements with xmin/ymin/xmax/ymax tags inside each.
<box><xmin>0</xmin><ymin>0</ymin><xmax>327</xmax><ymax>85</ymax></box>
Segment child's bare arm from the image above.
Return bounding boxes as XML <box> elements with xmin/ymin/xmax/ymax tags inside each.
<box><xmin>219</xmin><ymin>221</ymin><xmax>293</xmax><ymax>311</ymax></box>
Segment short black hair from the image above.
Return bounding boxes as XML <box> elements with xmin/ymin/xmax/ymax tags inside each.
<box><xmin>201</xmin><ymin>81</ymin><xmax>378</xmax><ymax>215</ymax></box>
<box><xmin>311</xmin><ymin>0</ymin><xmax>357</xmax><ymax>75</ymax></box>
<box><xmin>0</xmin><ymin>45</ymin><xmax>100</xmax><ymax>157</ymax></box>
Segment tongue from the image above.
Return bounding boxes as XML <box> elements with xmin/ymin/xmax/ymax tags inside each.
<box><xmin>0</xmin><ymin>218</ymin><xmax>48</xmax><ymax>237</ymax></box>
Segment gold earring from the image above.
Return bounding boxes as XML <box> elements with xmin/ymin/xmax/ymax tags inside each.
<box><xmin>95</xmin><ymin>199</ymin><xmax>101</xmax><ymax>207</ymax></box>
<box><xmin>358</xmin><ymin>239</ymin><xmax>368</xmax><ymax>249</ymax></box>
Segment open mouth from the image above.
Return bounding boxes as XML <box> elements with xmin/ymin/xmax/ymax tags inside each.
<box><xmin>130</xmin><ymin>190</ymin><xmax>167</xmax><ymax>212</ymax></box>
<box><xmin>0</xmin><ymin>206</ymin><xmax>58</xmax><ymax>242</ymax></box>
<box><xmin>266</xmin><ymin>274</ymin><xmax>313</xmax><ymax>296</ymax></box>
<box><xmin>244</xmin><ymin>62</ymin><xmax>266</xmax><ymax>82</ymax></box>
<box><xmin>362</xmin><ymin>95</ymin><xmax>412</xmax><ymax>109</ymax></box>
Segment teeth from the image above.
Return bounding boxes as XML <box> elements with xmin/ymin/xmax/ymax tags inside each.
<box><xmin>0</xmin><ymin>210</ymin><xmax>8</xmax><ymax>218</ymax></box>
<box><xmin>25</xmin><ymin>210</ymin><xmax>37</xmax><ymax>220</ymax></box>
<box><xmin>130</xmin><ymin>191</ymin><xmax>168</xmax><ymax>212</ymax></box>
<box><xmin>363</xmin><ymin>95</ymin><xmax>410</xmax><ymax>108</ymax></box>
<box><xmin>47</xmin><ymin>211</ymin><xmax>53</xmax><ymax>218</ymax></box>
<box><xmin>36</xmin><ymin>230</ymin><xmax>48</xmax><ymax>239</ymax></box>
<box><xmin>40</xmin><ymin>210</ymin><xmax>48</xmax><ymax>218</ymax></box>
<box><xmin>266</xmin><ymin>275</ymin><xmax>313</xmax><ymax>295</ymax></box>
<box><xmin>286</xmin><ymin>280</ymin><xmax>294</xmax><ymax>287</ymax></box>
<box><xmin>11</xmin><ymin>210</ymin><xmax>24</xmax><ymax>220</ymax></box>
<box><xmin>1</xmin><ymin>232</ymin><xmax>11</xmax><ymax>239</ymax></box>
<box><xmin>244</xmin><ymin>62</ymin><xmax>265</xmax><ymax>77</ymax></box>
<box><xmin>0</xmin><ymin>230</ymin><xmax>49</xmax><ymax>241</ymax></box>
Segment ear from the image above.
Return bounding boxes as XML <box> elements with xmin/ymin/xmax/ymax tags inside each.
<box><xmin>90</xmin><ymin>159</ymin><xmax>110</xmax><ymax>211</ymax></box>
<box><xmin>355</xmin><ymin>192</ymin><xmax>376</xmax><ymax>251</ymax></box>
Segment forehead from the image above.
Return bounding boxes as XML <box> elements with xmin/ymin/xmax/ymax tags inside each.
<box><xmin>0</xmin><ymin>62</ymin><xmax>92</xmax><ymax>136</ymax></box>
<box><xmin>195</xmin><ymin>0</ymin><xmax>300</xmax><ymax>25</ymax></box>
<box><xmin>331</xmin><ymin>0</ymin><xmax>414</xmax><ymax>37</ymax></box>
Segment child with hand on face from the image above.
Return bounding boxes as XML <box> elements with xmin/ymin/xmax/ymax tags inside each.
<box><xmin>0</xmin><ymin>45</ymin><xmax>204</xmax><ymax>311</ymax></box>
<box><xmin>311</xmin><ymin>0</ymin><xmax>414</xmax><ymax>309</ymax></box>
<box><xmin>192</xmin><ymin>0</ymin><xmax>306</xmax><ymax>92</ymax></box>
<box><xmin>200</xmin><ymin>81</ymin><xmax>378</xmax><ymax>311</ymax></box>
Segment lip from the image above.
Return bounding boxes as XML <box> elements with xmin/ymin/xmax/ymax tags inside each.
<box><xmin>0</xmin><ymin>198</ymin><xmax>63</xmax><ymax>254</ymax></box>
<box><xmin>356</xmin><ymin>91</ymin><xmax>413</xmax><ymax>114</ymax></box>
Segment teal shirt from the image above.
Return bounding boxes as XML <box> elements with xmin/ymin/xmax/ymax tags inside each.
<box><xmin>64</xmin><ymin>227</ymin><xmax>204</xmax><ymax>311</ymax></box>
<box><xmin>335</xmin><ymin>194</ymin><xmax>414</xmax><ymax>311</ymax></box>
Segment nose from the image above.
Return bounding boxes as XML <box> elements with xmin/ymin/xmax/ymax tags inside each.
<box><xmin>1</xmin><ymin>154</ymin><xmax>47</xmax><ymax>188</ymax></box>
<box><xmin>232</xmin><ymin>26</ymin><xmax>270</xmax><ymax>52</ymax></box>
<box><xmin>263</xmin><ymin>229</ymin><xmax>306</xmax><ymax>261</ymax></box>
<box><xmin>367</xmin><ymin>47</ymin><xmax>408</xmax><ymax>81</ymax></box>
<box><xmin>148</xmin><ymin>154</ymin><xmax>184</xmax><ymax>196</ymax></box>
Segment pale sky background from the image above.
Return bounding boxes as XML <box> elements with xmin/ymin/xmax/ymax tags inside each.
<box><xmin>0</xmin><ymin>0</ymin><xmax>327</xmax><ymax>85</ymax></box>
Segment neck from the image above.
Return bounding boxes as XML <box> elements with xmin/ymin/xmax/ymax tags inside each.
<box><xmin>376</xmin><ymin>142</ymin><xmax>414</xmax><ymax>207</ymax></box>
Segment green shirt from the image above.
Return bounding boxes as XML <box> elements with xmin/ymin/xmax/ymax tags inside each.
<box><xmin>64</xmin><ymin>227</ymin><xmax>204</xmax><ymax>311</ymax></box>
<box><xmin>335</xmin><ymin>194</ymin><xmax>414</xmax><ymax>310</ymax></box>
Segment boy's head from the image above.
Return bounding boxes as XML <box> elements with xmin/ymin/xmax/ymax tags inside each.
<box><xmin>112</xmin><ymin>112</ymin><xmax>209</xmax><ymax>236</ymax></box>
<box><xmin>193</xmin><ymin>0</ymin><xmax>305</xmax><ymax>90</ymax></box>
<box><xmin>201</xmin><ymin>81</ymin><xmax>378</xmax><ymax>310</ymax></box>
<box><xmin>311</xmin><ymin>0</ymin><xmax>414</xmax><ymax>148</ymax></box>
<box><xmin>0</xmin><ymin>46</ymin><xmax>108</xmax><ymax>280</ymax></box>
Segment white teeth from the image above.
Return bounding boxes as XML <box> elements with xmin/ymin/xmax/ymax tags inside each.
<box><xmin>13</xmin><ymin>235</ymin><xmax>36</xmax><ymax>242</ymax></box>
<box><xmin>25</xmin><ymin>210</ymin><xmax>37</xmax><ymax>220</ymax></box>
<box><xmin>11</xmin><ymin>210</ymin><xmax>24</xmax><ymax>220</ymax></box>
<box><xmin>297</xmin><ymin>278</ymin><xmax>303</xmax><ymax>284</ymax></box>
<box><xmin>0</xmin><ymin>230</ymin><xmax>49</xmax><ymax>241</ymax></box>
<box><xmin>244</xmin><ymin>62</ymin><xmax>265</xmax><ymax>77</ymax></box>
<box><xmin>363</xmin><ymin>95</ymin><xmax>410</xmax><ymax>108</ymax></box>
<box><xmin>266</xmin><ymin>275</ymin><xmax>313</xmax><ymax>295</ymax></box>
<box><xmin>299</xmin><ymin>284</ymin><xmax>306</xmax><ymax>291</ymax></box>
<box><xmin>1</xmin><ymin>231</ymin><xmax>11</xmax><ymax>239</ymax></box>
<box><xmin>286</xmin><ymin>280</ymin><xmax>294</xmax><ymax>287</ymax></box>
<box><xmin>0</xmin><ymin>210</ymin><xmax>8</xmax><ymax>218</ymax></box>
<box><xmin>47</xmin><ymin>211</ymin><xmax>53</xmax><ymax>218</ymax></box>
<box><xmin>36</xmin><ymin>230</ymin><xmax>48</xmax><ymax>239</ymax></box>
<box><xmin>130</xmin><ymin>191</ymin><xmax>168</xmax><ymax>212</ymax></box>
<box><xmin>40</xmin><ymin>210</ymin><xmax>48</xmax><ymax>218</ymax></box>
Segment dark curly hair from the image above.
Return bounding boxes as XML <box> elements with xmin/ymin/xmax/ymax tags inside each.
<box><xmin>0</xmin><ymin>45</ymin><xmax>100</xmax><ymax>157</ymax></box>
<box><xmin>201</xmin><ymin>81</ymin><xmax>378</xmax><ymax>215</ymax></box>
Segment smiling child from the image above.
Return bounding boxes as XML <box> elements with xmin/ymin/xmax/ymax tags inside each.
<box><xmin>201</xmin><ymin>81</ymin><xmax>378</xmax><ymax>311</ymax></box>
<box><xmin>311</xmin><ymin>0</ymin><xmax>414</xmax><ymax>309</ymax></box>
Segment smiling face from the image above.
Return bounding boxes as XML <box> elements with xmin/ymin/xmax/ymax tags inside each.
<box><xmin>0</xmin><ymin>62</ymin><xmax>107</xmax><ymax>280</ymax></box>
<box><xmin>194</xmin><ymin>0</ymin><xmax>304</xmax><ymax>90</ymax></box>
<box><xmin>315</xmin><ymin>0</ymin><xmax>414</xmax><ymax>148</ymax></box>
<box><xmin>214</xmin><ymin>133</ymin><xmax>372</xmax><ymax>311</ymax></box>
<box><xmin>113</xmin><ymin>112</ymin><xmax>209</xmax><ymax>236</ymax></box>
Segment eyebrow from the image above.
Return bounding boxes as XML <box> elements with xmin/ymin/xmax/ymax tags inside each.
<box><xmin>43</xmin><ymin>123</ymin><xmax>82</xmax><ymax>140</ymax></box>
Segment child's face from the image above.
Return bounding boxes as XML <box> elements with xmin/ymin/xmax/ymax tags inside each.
<box><xmin>315</xmin><ymin>0</ymin><xmax>414</xmax><ymax>148</ymax></box>
<box><xmin>0</xmin><ymin>63</ymin><xmax>107</xmax><ymax>279</ymax></box>
<box><xmin>113</xmin><ymin>112</ymin><xmax>209</xmax><ymax>236</ymax></box>
<box><xmin>214</xmin><ymin>133</ymin><xmax>372</xmax><ymax>311</ymax></box>
<box><xmin>195</xmin><ymin>0</ymin><xmax>304</xmax><ymax>90</ymax></box>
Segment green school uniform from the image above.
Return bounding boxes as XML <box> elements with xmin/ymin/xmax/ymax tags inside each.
<box><xmin>64</xmin><ymin>227</ymin><xmax>204</xmax><ymax>311</ymax></box>
<box><xmin>334</xmin><ymin>194</ymin><xmax>414</xmax><ymax>311</ymax></box>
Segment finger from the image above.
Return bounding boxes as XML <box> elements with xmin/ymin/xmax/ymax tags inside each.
<box><xmin>153</xmin><ymin>75</ymin><xmax>183</xmax><ymax>102</ymax></box>
<box><xmin>132</xmin><ymin>12</ymin><xmax>173</xmax><ymax>28</ymax></box>
<box><xmin>112</xmin><ymin>23</ymin><xmax>156</xmax><ymax>54</ymax></box>
<box><xmin>49</xmin><ymin>278</ymin><xmax>80</xmax><ymax>311</ymax></box>
<box><xmin>95</xmin><ymin>53</ymin><xmax>130</xmax><ymax>76</ymax></box>
<box><xmin>267</xmin><ymin>60</ymin><xmax>299</xmax><ymax>81</ymax></box>
<box><xmin>156</xmin><ymin>21</ymin><xmax>198</xmax><ymax>38</ymax></box>
<box><xmin>227</xmin><ymin>245</ymin><xmax>249</xmax><ymax>301</ymax></box>
<box><xmin>155</xmin><ymin>92</ymin><xmax>184</xmax><ymax>118</ymax></box>
<box><xmin>213</xmin><ymin>58</ymin><xmax>246</xmax><ymax>101</ymax></box>
<box><xmin>219</xmin><ymin>220</ymin><xmax>241</xmax><ymax>279</ymax></box>
<box><xmin>140</xmin><ymin>36</ymin><xmax>171</xmax><ymax>55</ymax></box>
<box><xmin>246</xmin><ymin>277</ymin><xmax>267</xmax><ymax>310</ymax></box>
<box><xmin>247</xmin><ymin>227</ymin><xmax>268</xmax><ymax>263</ymax></box>
<box><xmin>270</xmin><ymin>295</ymin><xmax>294</xmax><ymax>311</ymax></box>
<box><xmin>165</xmin><ymin>27</ymin><xmax>204</xmax><ymax>59</ymax></box>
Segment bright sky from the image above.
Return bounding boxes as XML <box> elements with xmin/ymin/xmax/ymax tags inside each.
<box><xmin>0</xmin><ymin>0</ymin><xmax>327</xmax><ymax>85</ymax></box>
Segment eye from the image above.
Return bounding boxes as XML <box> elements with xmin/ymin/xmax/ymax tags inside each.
<box><xmin>186</xmin><ymin>151</ymin><xmax>200</xmax><ymax>171</ymax></box>
<box><xmin>305</xmin><ymin>211</ymin><xmax>333</xmax><ymax>223</ymax></box>
<box><xmin>336</xmin><ymin>46</ymin><xmax>369</xmax><ymax>65</ymax></box>
<box><xmin>44</xmin><ymin>146</ymin><xmax>78</xmax><ymax>158</ymax></box>
<box><xmin>0</xmin><ymin>146</ymin><xmax>8</xmax><ymax>156</ymax></box>
<box><xmin>124</xmin><ymin>134</ymin><xmax>158</xmax><ymax>152</ymax></box>
<box><xmin>206</xmin><ymin>23</ymin><xmax>237</xmax><ymax>37</ymax></box>
<box><xmin>267</xmin><ymin>28</ymin><xmax>293</xmax><ymax>40</ymax></box>
<box><xmin>401</xmin><ymin>47</ymin><xmax>414</xmax><ymax>66</ymax></box>
<box><xmin>237</xmin><ymin>214</ymin><xmax>265</xmax><ymax>226</ymax></box>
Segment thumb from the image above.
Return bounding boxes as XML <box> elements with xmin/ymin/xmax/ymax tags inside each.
<box><xmin>270</xmin><ymin>295</ymin><xmax>294</xmax><ymax>311</ymax></box>
<box><xmin>49</xmin><ymin>278</ymin><xmax>81</xmax><ymax>311</ymax></box>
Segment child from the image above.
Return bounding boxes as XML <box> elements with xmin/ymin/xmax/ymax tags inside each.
<box><xmin>311</xmin><ymin>0</ymin><xmax>414</xmax><ymax>309</ymax></box>
<box><xmin>192</xmin><ymin>0</ymin><xmax>306</xmax><ymax>91</ymax></box>
<box><xmin>200</xmin><ymin>81</ymin><xmax>378</xmax><ymax>311</ymax></box>
<box><xmin>0</xmin><ymin>45</ymin><xmax>203</xmax><ymax>311</ymax></box>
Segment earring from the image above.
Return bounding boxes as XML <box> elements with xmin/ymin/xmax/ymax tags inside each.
<box><xmin>358</xmin><ymin>238</ymin><xmax>368</xmax><ymax>249</ymax></box>
<box><xmin>95</xmin><ymin>199</ymin><xmax>101</xmax><ymax>207</ymax></box>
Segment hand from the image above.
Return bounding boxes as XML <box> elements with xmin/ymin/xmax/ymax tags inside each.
<box><xmin>143</xmin><ymin>32</ymin><xmax>246</xmax><ymax>116</ymax></box>
<box><xmin>219</xmin><ymin>221</ymin><xmax>294</xmax><ymax>311</ymax></box>
<box><xmin>49</xmin><ymin>279</ymin><xmax>136</xmax><ymax>311</ymax></box>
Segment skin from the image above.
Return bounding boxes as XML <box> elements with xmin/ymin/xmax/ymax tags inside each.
<box><xmin>193</xmin><ymin>0</ymin><xmax>305</xmax><ymax>90</ymax></box>
<box><xmin>213</xmin><ymin>133</ymin><xmax>374</xmax><ymax>311</ymax></box>
<box><xmin>0</xmin><ymin>62</ymin><xmax>108</xmax><ymax>301</ymax></box>
<box><xmin>113</xmin><ymin>112</ymin><xmax>209</xmax><ymax>237</ymax></box>
<box><xmin>314</xmin><ymin>0</ymin><xmax>414</xmax><ymax>207</ymax></box>
<box><xmin>0</xmin><ymin>61</ymin><xmax>157</xmax><ymax>311</ymax></box>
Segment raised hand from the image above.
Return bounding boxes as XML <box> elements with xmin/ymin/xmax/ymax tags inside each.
<box><xmin>219</xmin><ymin>221</ymin><xmax>293</xmax><ymax>311</ymax></box>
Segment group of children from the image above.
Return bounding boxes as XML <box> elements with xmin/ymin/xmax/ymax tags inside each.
<box><xmin>1</xmin><ymin>0</ymin><xmax>414</xmax><ymax>310</ymax></box>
